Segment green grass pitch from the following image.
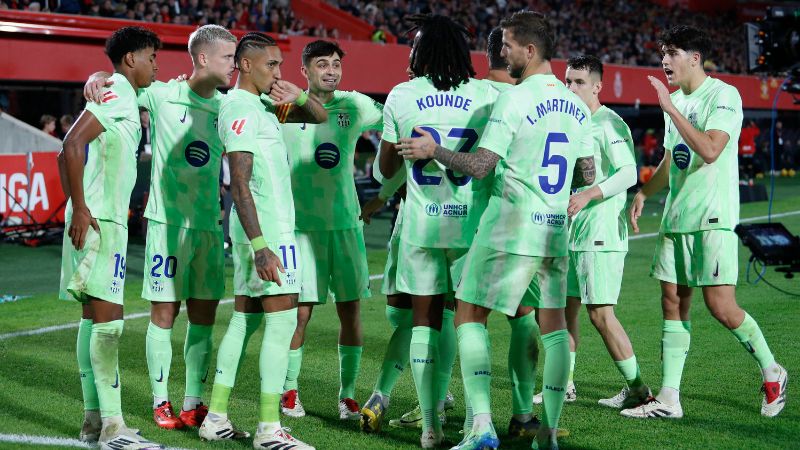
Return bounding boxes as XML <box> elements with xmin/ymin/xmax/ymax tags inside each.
<box><xmin>0</xmin><ymin>180</ymin><xmax>798</xmax><ymax>449</ymax></box>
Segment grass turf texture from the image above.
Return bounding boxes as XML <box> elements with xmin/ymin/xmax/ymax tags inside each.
<box><xmin>0</xmin><ymin>179</ymin><xmax>798</xmax><ymax>449</ymax></box>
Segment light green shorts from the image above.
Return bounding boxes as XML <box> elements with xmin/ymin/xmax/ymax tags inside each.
<box><xmin>456</xmin><ymin>244</ymin><xmax>567</xmax><ymax>316</ymax></box>
<box><xmin>381</xmin><ymin>217</ymin><xmax>402</xmax><ymax>296</ymax></box>
<box><xmin>566</xmin><ymin>251</ymin><xmax>626</xmax><ymax>305</ymax></box>
<box><xmin>233</xmin><ymin>233</ymin><xmax>300</xmax><ymax>298</ymax></box>
<box><xmin>396</xmin><ymin>242</ymin><xmax>468</xmax><ymax>296</ymax></box>
<box><xmin>650</xmin><ymin>230</ymin><xmax>738</xmax><ymax>287</ymax></box>
<box><xmin>59</xmin><ymin>218</ymin><xmax>128</xmax><ymax>304</ymax></box>
<box><xmin>297</xmin><ymin>227</ymin><xmax>371</xmax><ymax>303</ymax></box>
<box><xmin>142</xmin><ymin>221</ymin><xmax>225</xmax><ymax>302</ymax></box>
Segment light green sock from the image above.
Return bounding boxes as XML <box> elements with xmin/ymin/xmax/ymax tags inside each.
<box><xmin>338</xmin><ymin>345</ymin><xmax>363</xmax><ymax>400</ymax></box>
<box><xmin>284</xmin><ymin>346</ymin><xmax>303</xmax><ymax>392</ymax></box>
<box><xmin>661</xmin><ymin>320</ymin><xmax>691</xmax><ymax>391</ymax></box>
<box><xmin>374</xmin><ymin>306</ymin><xmax>412</xmax><ymax>397</ymax></box>
<box><xmin>184</xmin><ymin>323</ymin><xmax>213</xmax><ymax>399</ymax></box>
<box><xmin>540</xmin><ymin>329</ymin><xmax>570</xmax><ymax>430</ymax></box>
<box><xmin>730</xmin><ymin>312</ymin><xmax>776</xmax><ymax>370</ymax></box>
<box><xmin>458</xmin><ymin>323</ymin><xmax>491</xmax><ymax>416</ymax></box>
<box><xmin>146</xmin><ymin>322</ymin><xmax>172</xmax><ymax>403</ymax></box>
<box><xmin>410</xmin><ymin>326</ymin><xmax>440</xmax><ymax>432</ymax></box>
<box><xmin>436</xmin><ymin>309</ymin><xmax>456</xmax><ymax>407</ymax></box>
<box><xmin>77</xmin><ymin>319</ymin><xmax>99</xmax><ymax>411</ymax></box>
<box><xmin>462</xmin><ymin>387</ymin><xmax>473</xmax><ymax>432</ymax></box>
<box><xmin>614</xmin><ymin>355</ymin><xmax>643</xmax><ymax>388</ymax></box>
<box><xmin>259</xmin><ymin>309</ymin><xmax>297</xmax><ymax>421</ymax></box>
<box><xmin>209</xmin><ymin>312</ymin><xmax>263</xmax><ymax>414</ymax></box>
<box><xmin>90</xmin><ymin>320</ymin><xmax>124</xmax><ymax>418</ymax></box>
<box><xmin>568</xmin><ymin>351</ymin><xmax>576</xmax><ymax>383</ymax></box>
<box><xmin>508</xmin><ymin>313</ymin><xmax>538</xmax><ymax>415</ymax></box>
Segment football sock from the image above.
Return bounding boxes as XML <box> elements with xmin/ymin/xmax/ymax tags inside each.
<box><xmin>283</xmin><ymin>346</ymin><xmax>303</xmax><ymax>392</ymax></box>
<box><xmin>541</xmin><ymin>329</ymin><xmax>570</xmax><ymax>430</ymax></box>
<box><xmin>730</xmin><ymin>312</ymin><xmax>778</xmax><ymax>381</ymax></box>
<box><xmin>508</xmin><ymin>313</ymin><xmax>538</xmax><ymax>416</ymax></box>
<box><xmin>77</xmin><ymin>318</ymin><xmax>99</xmax><ymax>411</ymax></box>
<box><xmin>615</xmin><ymin>355</ymin><xmax>644</xmax><ymax>388</ymax></box>
<box><xmin>374</xmin><ymin>306</ymin><xmax>412</xmax><ymax>397</ymax></box>
<box><xmin>338</xmin><ymin>345</ymin><xmax>363</xmax><ymax>400</ymax></box>
<box><xmin>659</xmin><ymin>320</ymin><xmax>691</xmax><ymax>399</ymax></box>
<box><xmin>146</xmin><ymin>322</ymin><xmax>172</xmax><ymax>407</ymax></box>
<box><xmin>458</xmin><ymin>323</ymin><xmax>491</xmax><ymax>418</ymax></box>
<box><xmin>462</xmin><ymin>388</ymin><xmax>473</xmax><ymax>432</ymax></box>
<box><xmin>184</xmin><ymin>322</ymin><xmax>213</xmax><ymax>400</ymax></box>
<box><xmin>410</xmin><ymin>326</ymin><xmax>440</xmax><ymax>432</ymax></box>
<box><xmin>435</xmin><ymin>309</ymin><xmax>456</xmax><ymax>411</ymax></box>
<box><xmin>568</xmin><ymin>351</ymin><xmax>576</xmax><ymax>384</ymax></box>
<box><xmin>91</xmin><ymin>320</ymin><xmax>124</xmax><ymax>419</ymax></box>
<box><xmin>259</xmin><ymin>309</ymin><xmax>297</xmax><ymax>423</ymax></box>
<box><xmin>209</xmin><ymin>312</ymin><xmax>262</xmax><ymax>414</ymax></box>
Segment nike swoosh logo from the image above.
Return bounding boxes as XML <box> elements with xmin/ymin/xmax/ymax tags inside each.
<box><xmin>713</xmin><ymin>261</ymin><xmax>719</xmax><ymax>277</ymax></box>
<box><xmin>201</xmin><ymin>369</ymin><xmax>208</xmax><ymax>384</ymax></box>
<box><xmin>180</xmin><ymin>109</ymin><xmax>187</xmax><ymax>123</ymax></box>
<box><xmin>111</xmin><ymin>372</ymin><xmax>119</xmax><ymax>389</ymax></box>
<box><xmin>155</xmin><ymin>367</ymin><xmax>163</xmax><ymax>383</ymax></box>
<box><xmin>300</xmin><ymin>123</ymin><xmax>306</xmax><ymax>130</ymax></box>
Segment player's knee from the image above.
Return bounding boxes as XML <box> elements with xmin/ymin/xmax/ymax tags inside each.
<box><xmin>708</xmin><ymin>306</ymin><xmax>740</xmax><ymax>329</ymax></box>
<box><xmin>151</xmin><ymin>303</ymin><xmax>179</xmax><ymax>328</ymax></box>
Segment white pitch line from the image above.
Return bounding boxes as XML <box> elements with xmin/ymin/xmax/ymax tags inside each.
<box><xmin>0</xmin><ymin>433</ymin><xmax>195</xmax><ymax>449</ymax></box>
<box><xmin>3</xmin><ymin>209</ymin><xmax>799</xmax><ymax>342</ymax></box>
<box><xmin>0</xmin><ymin>299</ymin><xmax>233</xmax><ymax>341</ymax></box>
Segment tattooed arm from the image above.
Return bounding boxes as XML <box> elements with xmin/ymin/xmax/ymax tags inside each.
<box><xmin>228</xmin><ymin>151</ymin><xmax>285</xmax><ymax>284</ymax></box>
<box><xmin>571</xmin><ymin>156</ymin><xmax>596</xmax><ymax>189</ymax></box>
<box><xmin>431</xmin><ymin>146</ymin><xmax>500</xmax><ymax>179</ymax></box>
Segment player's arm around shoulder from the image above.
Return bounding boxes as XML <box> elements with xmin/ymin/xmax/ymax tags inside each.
<box><xmin>269</xmin><ymin>80</ymin><xmax>328</xmax><ymax>124</ymax></box>
<box><xmin>396</xmin><ymin>127</ymin><xmax>500</xmax><ymax>180</ymax></box>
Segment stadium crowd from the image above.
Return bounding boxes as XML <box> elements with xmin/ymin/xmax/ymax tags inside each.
<box><xmin>2</xmin><ymin>0</ymin><xmax>746</xmax><ymax>73</ymax></box>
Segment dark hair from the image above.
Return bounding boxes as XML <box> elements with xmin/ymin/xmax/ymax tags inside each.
<box><xmin>40</xmin><ymin>114</ymin><xmax>56</xmax><ymax>127</ymax></box>
<box><xmin>105</xmin><ymin>26</ymin><xmax>162</xmax><ymax>66</ymax></box>
<box><xmin>406</xmin><ymin>14</ymin><xmax>475</xmax><ymax>91</ymax></box>
<box><xmin>567</xmin><ymin>54</ymin><xmax>604</xmax><ymax>79</ymax></box>
<box><xmin>302</xmin><ymin>40</ymin><xmax>345</xmax><ymax>67</ymax></box>
<box><xmin>658</xmin><ymin>25</ymin><xmax>712</xmax><ymax>62</ymax></box>
<box><xmin>487</xmin><ymin>27</ymin><xmax>505</xmax><ymax>70</ymax></box>
<box><xmin>235</xmin><ymin>32</ymin><xmax>277</xmax><ymax>66</ymax></box>
<box><xmin>500</xmin><ymin>11</ymin><xmax>554</xmax><ymax>61</ymax></box>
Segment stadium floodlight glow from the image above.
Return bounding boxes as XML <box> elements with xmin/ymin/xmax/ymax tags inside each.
<box><xmin>745</xmin><ymin>6</ymin><xmax>800</xmax><ymax>88</ymax></box>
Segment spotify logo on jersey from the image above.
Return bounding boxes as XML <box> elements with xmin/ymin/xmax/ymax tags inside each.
<box><xmin>185</xmin><ymin>140</ymin><xmax>211</xmax><ymax>167</ymax></box>
<box><xmin>673</xmin><ymin>143</ymin><xmax>691</xmax><ymax>170</ymax></box>
<box><xmin>315</xmin><ymin>142</ymin><xmax>341</xmax><ymax>169</ymax></box>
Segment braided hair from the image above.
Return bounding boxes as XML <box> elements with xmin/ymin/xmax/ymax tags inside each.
<box><xmin>235</xmin><ymin>32</ymin><xmax>277</xmax><ymax>67</ymax></box>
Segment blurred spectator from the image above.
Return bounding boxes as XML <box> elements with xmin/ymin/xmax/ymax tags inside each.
<box><xmin>59</xmin><ymin>114</ymin><xmax>74</xmax><ymax>139</ymax></box>
<box><xmin>641</xmin><ymin>128</ymin><xmax>658</xmax><ymax>166</ymax></box>
<box><xmin>40</xmin><ymin>114</ymin><xmax>56</xmax><ymax>136</ymax></box>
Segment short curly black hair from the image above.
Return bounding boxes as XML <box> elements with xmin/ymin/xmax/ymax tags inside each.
<box><xmin>567</xmin><ymin>55</ymin><xmax>604</xmax><ymax>79</ymax></box>
<box><xmin>658</xmin><ymin>25</ymin><xmax>712</xmax><ymax>62</ymax></box>
<box><xmin>105</xmin><ymin>26</ymin><xmax>162</xmax><ymax>66</ymax></box>
<box><xmin>302</xmin><ymin>40</ymin><xmax>345</xmax><ymax>67</ymax></box>
<box><xmin>487</xmin><ymin>27</ymin><xmax>505</xmax><ymax>70</ymax></box>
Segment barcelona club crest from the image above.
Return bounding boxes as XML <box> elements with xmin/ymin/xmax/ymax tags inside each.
<box><xmin>337</xmin><ymin>113</ymin><xmax>350</xmax><ymax>128</ymax></box>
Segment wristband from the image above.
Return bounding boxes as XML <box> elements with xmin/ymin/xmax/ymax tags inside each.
<box><xmin>251</xmin><ymin>236</ymin><xmax>268</xmax><ymax>252</ymax></box>
<box><xmin>295</xmin><ymin>91</ymin><xmax>309</xmax><ymax>107</ymax></box>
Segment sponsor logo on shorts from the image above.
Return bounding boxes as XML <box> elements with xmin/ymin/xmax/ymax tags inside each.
<box><xmin>151</xmin><ymin>280</ymin><xmax>164</xmax><ymax>293</ymax></box>
<box><xmin>713</xmin><ymin>261</ymin><xmax>719</xmax><ymax>278</ymax></box>
<box><xmin>672</xmin><ymin>143</ymin><xmax>691</xmax><ymax>170</ymax></box>
<box><xmin>426</xmin><ymin>203</ymin><xmax>441</xmax><ymax>216</ymax></box>
<box><xmin>531</xmin><ymin>211</ymin><xmax>566</xmax><ymax>227</ymax></box>
<box><xmin>286</xmin><ymin>272</ymin><xmax>297</xmax><ymax>286</ymax></box>
<box><xmin>185</xmin><ymin>140</ymin><xmax>211</xmax><ymax>167</ymax></box>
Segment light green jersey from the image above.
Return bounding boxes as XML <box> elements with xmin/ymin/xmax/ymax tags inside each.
<box><xmin>661</xmin><ymin>76</ymin><xmax>743</xmax><ymax>233</ymax></box>
<box><xmin>218</xmin><ymin>88</ymin><xmax>295</xmax><ymax>243</ymax></box>
<box><xmin>383</xmin><ymin>77</ymin><xmax>498</xmax><ymax>248</ymax></box>
<box><xmin>138</xmin><ymin>80</ymin><xmax>224</xmax><ymax>231</ymax></box>
<box><xmin>73</xmin><ymin>73</ymin><xmax>140</xmax><ymax>227</ymax></box>
<box><xmin>569</xmin><ymin>105</ymin><xmax>636</xmax><ymax>252</ymax></box>
<box><xmin>476</xmin><ymin>74</ymin><xmax>594</xmax><ymax>257</ymax></box>
<box><xmin>283</xmin><ymin>90</ymin><xmax>383</xmax><ymax>231</ymax></box>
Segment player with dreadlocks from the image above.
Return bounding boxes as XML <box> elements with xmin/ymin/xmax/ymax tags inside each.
<box><xmin>375</xmin><ymin>14</ymin><xmax>499</xmax><ymax>448</ymax></box>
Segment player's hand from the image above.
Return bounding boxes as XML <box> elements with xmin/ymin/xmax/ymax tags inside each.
<box><xmin>175</xmin><ymin>73</ymin><xmax>189</xmax><ymax>82</ymax></box>
<box><xmin>647</xmin><ymin>76</ymin><xmax>677</xmax><ymax>115</ymax></box>
<box><xmin>254</xmin><ymin>247</ymin><xmax>285</xmax><ymax>286</ymax></box>
<box><xmin>68</xmin><ymin>206</ymin><xmax>100</xmax><ymax>250</ymax></box>
<box><xmin>269</xmin><ymin>80</ymin><xmax>303</xmax><ymax>106</ymax></box>
<box><xmin>397</xmin><ymin>127</ymin><xmax>437</xmax><ymax>160</ymax></box>
<box><xmin>84</xmin><ymin>76</ymin><xmax>114</xmax><ymax>104</ymax></box>
<box><xmin>567</xmin><ymin>190</ymin><xmax>592</xmax><ymax>217</ymax></box>
<box><xmin>360</xmin><ymin>196</ymin><xmax>386</xmax><ymax>224</ymax></box>
<box><xmin>629</xmin><ymin>191</ymin><xmax>647</xmax><ymax>233</ymax></box>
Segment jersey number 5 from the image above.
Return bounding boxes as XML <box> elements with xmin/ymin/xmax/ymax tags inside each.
<box><xmin>411</xmin><ymin>126</ymin><xmax>478</xmax><ymax>187</ymax></box>
<box><xmin>539</xmin><ymin>132</ymin><xmax>569</xmax><ymax>194</ymax></box>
